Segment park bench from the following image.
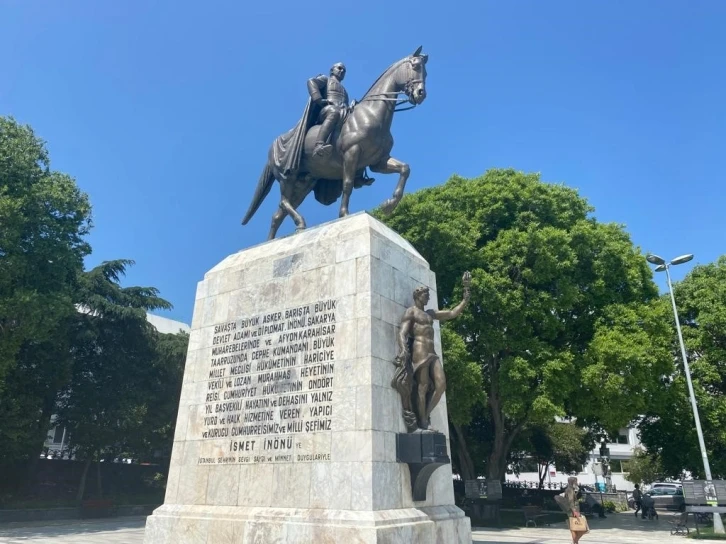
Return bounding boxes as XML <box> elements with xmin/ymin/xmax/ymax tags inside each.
<box><xmin>686</xmin><ymin>506</ymin><xmax>726</xmax><ymax>536</ymax></box>
<box><xmin>522</xmin><ymin>505</ymin><xmax>550</xmax><ymax>527</ymax></box>
<box><xmin>80</xmin><ymin>498</ymin><xmax>114</xmax><ymax>519</ymax></box>
<box><xmin>669</xmin><ymin>512</ymin><xmax>689</xmax><ymax>536</ymax></box>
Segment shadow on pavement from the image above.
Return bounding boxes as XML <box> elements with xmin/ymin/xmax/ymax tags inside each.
<box><xmin>475</xmin><ymin>510</ymin><xmax>681</xmax><ymax>532</ymax></box>
<box><xmin>472</xmin><ymin>511</ymin><xmax>690</xmax><ymax>544</ymax></box>
<box><xmin>0</xmin><ymin>516</ymin><xmax>146</xmax><ymax>538</ymax></box>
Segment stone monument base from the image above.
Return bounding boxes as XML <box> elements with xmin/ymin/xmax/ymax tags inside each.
<box><xmin>145</xmin><ymin>503</ymin><xmax>469</xmax><ymax>543</ymax></box>
<box><xmin>143</xmin><ymin>213</ymin><xmax>471</xmax><ymax>544</ymax></box>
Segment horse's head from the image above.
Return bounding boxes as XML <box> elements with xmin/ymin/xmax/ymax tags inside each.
<box><xmin>360</xmin><ymin>46</ymin><xmax>429</xmax><ymax>108</ymax></box>
<box><xmin>398</xmin><ymin>46</ymin><xmax>428</xmax><ymax>105</ymax></box>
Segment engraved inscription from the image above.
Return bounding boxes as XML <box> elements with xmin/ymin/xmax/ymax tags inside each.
<box><xmin>195</xmin><ymin>298</ymin><xmax>338</xmax><ymax>465</ymax></box>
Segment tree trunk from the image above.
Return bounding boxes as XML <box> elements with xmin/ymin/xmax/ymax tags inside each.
<box><xmin>482</xmin><ymin>361</ymin><xmax>507</xmax><ymax>522</ymax></box>
<box><xmin>23</xmin><ymin>455</ymin><xmax>40</xmax><ymax>494</ymax></box>
<box><xmin>482</xmin><ymin>357</ymin><xmax>528</xmax><ymax>520</ymax></box>
<box><xmin>96</xmin><ymin>457</ymin><xmax>103</xmax><ymax>498</ymax></box>
<box><xmin>482</xmin><ymin>421</ymin><xmax>518</xmax><ymax>522</ymax></box>
<box><xmin>486</xmin><ymin>360</ymin><xmax>510</xmax><ymax>482</ymax></box>
<box><xmin>23</xmin><ymin>396</ymin><xmax>58</xmax><ymax>493</ymax></box>
<box><xmin>451</xmin><ymin>424</ymin><xmax>476</xmax><ymax>480</ymax></box>
<box><xmin>76</xmin><ymin>457</ymin><xmax>92</xmax><ymax>502</ymax></box>
<box><xmin>486</xmin><ymin>428</ymin><xmax>510</xmax><ymax>481</ymax></box>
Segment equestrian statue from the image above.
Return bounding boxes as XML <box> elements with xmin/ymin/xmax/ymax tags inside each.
<box><xmin>241</xmin><ymin>46</ymin><xmax>428</xmax><ymax>240</ymax></box>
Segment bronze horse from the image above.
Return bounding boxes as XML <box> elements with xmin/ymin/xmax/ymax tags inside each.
<box><xmin>242</xmin><ymin>47</ymin><xmax>428</xmax><ymax>239</ymax></box>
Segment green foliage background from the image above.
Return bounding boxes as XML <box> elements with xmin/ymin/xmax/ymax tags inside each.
<box><xmin>374</xmin><ymin>169</ymin><xmax>674</xmax><ymax>479</ymax></box>
<box><xmin>0</xmin><ymin>117</ymin><xmax>189</xmax><ymax>500</ymax></box>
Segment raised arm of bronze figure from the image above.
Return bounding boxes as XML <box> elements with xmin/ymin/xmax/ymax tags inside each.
<box><xmin>431</xmin><ymin>271</ymin><xmax>471</xmax><ymax>322</ymax></box>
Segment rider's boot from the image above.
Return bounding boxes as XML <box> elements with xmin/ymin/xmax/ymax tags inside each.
<box><xmin>354</xmin><ymin>174</ymin><xmax>375</xmax><ymax>188</ymax></box>
<box><xmin>314</xmin><ymin>116</ymin><xmax>336</xmax><ymax>157</ymax></box>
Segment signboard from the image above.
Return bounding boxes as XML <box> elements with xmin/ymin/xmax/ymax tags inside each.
<box><xmin>465</xmin><ymin>479</ymin><xmax>487</xmax><ymax>499</ymax></box>
<box><xmin>464</xmin><ymin>479</ymin><xmax>502</xmax><ymax>500</ymax></box>
<box><xmin>683</xmin><ymin>480</ymin><xmax>726</xmax><ymax>506</ymax></box>
<box><xmin>716</xmin><ymin>481</ymin><xmax>726</xmax><ymax>504</ymax></box>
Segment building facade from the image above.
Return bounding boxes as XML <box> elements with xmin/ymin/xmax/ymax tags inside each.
<box><xmin>505</xmin><ymin>426</ymin><xmax>641</xmax><ymax>492</ymax></box>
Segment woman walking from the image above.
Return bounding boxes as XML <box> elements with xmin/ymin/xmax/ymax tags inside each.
<box><xmin>564</xmin><ymin>476</ymin><xmax>589</xmax><ymax>544</ymax></box>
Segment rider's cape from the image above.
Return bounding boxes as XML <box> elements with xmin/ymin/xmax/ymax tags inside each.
<box><xmin>270</xmin><ymin>97</ymin><xmax>318</xmax><ymax>183</ymax></box>
<box><xmin>269</xmin><ymin>97</ymin><xmax>357</xmax><ymax>206</ymax></box>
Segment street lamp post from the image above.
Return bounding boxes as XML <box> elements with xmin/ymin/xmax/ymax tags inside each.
<box><xmin>647</xmin><ymin>253</ymin><xmax>724</xmax><ymax>534</ymax></box>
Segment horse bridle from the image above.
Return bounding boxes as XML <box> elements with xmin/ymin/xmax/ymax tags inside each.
<box><xmin>359</xmin><ymin>73</ymin><xmax>425</xmax><ymax>112</ymax></box>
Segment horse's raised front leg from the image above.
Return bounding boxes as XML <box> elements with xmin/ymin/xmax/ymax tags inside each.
<box><xmin>339</xmin><ymin>145</ymin><xmax>362</xmax><ymax>218</ymax></box>
<box><xmin>370</xmin><ymin>157</ymin><xmax>410</xmax><ymax>215</ymax></box>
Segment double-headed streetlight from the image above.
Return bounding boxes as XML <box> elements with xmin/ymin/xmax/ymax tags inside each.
<box><xmin>647</xmin><ymin>253</ymin><xmax>724</xmax><ymax>534</ymax></box>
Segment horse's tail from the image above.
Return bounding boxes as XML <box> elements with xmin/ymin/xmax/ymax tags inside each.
<box><xmin>241</xmin><ymin>162</ymin><xmax>276</xmax><ymax>225</ymax></box>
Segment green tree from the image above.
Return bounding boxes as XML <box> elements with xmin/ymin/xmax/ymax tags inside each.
<box><xmin>441</xmin><ymin>327</ymin><xmax>486</xmax><ymax>479</ymax></box>
<box><xmin>639</xmin><ymin>255</ymin><xmax>726</xmax><ymax>478</ymax></box>
<box><xmin>0</xmin><ymin>329</ymin><xmax>74</xmax><ymax>466</ymax></box>
<box><xmin>525</xmin><ymin>422</ymin><xmax>592</xmax><ymax>488</ymax></box>
<box><xmin>374</xmin><ymin>169</ymin><xmax>673</xmax><ymax>488</ymax></box>
<box><xmin>0</xmin><ymin>116</ymin><xmax>91</xmax><ymax>389</ymax></box>
<box><xmin>56</xmin><ymin>259</ymin><xmax>172</xmax><ymax>500</ymax></box>
<box><xmin>624</xmin><ymin>447</ymin><xmax>664</xmax><ymax>485</ymax></box>
<box><xmin>125</xmin><ymin>329</ymin><xmax>189</xmax><ymax>467</ymax></box>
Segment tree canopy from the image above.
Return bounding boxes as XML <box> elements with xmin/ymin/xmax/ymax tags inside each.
<box><xmin>374</xmin><ymin>169</ymin><xmax>674</xmax><ymax>481</ymax></box>
<box><xmin>624</xmin><ymin>447</ymin><xmax>665</xmax><ymax>486</ymax></box>
<box><xmin>638</xmin><ymin>256</ymin><xmax>726</xmax><ymax>478</ymax></box>
<box><xmin>56</xmin><ymin>260</ymin><xmax>173</xmax><ymax>462</ymax></box>
<box><xmin>0</xmin><ymin>118</ymin><xmax>188</xmax><ymax>502</ymax></box>
<box><xmin>0</xmin><ymin>116</ymin><xmax>92</xmax><ymax>389</ymax></box>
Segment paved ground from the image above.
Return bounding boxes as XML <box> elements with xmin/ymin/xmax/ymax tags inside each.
<box><xmin>0</xmin><ymin>512</ymin><xmax>690</xmax><ymax>543</ymax></box>
<box><xmin>0</xmin><ymin>516</ymin><xmax>146</xmax><ymax>543</ymax></box>
<box><xmin>472</xmin><ymin>511</ymin><xmax>687</xmax><ymax>543</ymax></box>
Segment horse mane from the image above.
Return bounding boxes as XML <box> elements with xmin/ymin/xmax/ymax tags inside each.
<box><xmin>360</xmin><ymin>56</ymin><xmax>409</xmax><ymax>100</ymax></box>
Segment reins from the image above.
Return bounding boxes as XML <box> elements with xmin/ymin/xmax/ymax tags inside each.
<box><xmin>359</xmin><ymin>77</ymin><xmax>424</xmax><ymax>112</ymax></box>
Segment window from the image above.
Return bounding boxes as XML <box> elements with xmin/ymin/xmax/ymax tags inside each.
<box><xmin>609</xmin><ymin>459</ymin><xmax>623</xmax><ymax>473</ymax></box>
<box><xmin>52</xmin><ymin>426</ymin><xmax>64</xmax><ymax>444</ymax></box>
<box><xmin>615</xmin><ymin>432</ymin><xmax>629</xmax><ymax>444</ymax></box>
<box><xmin>651</xmin><ymin>487</ymin><xmax>677</xmax><ymax>496</ymax></box>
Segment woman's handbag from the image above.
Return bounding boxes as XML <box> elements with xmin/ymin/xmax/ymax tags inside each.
<box><xmin>569</xmin><ymin>515</ymin><xmax>590</xmax><ymax>532</ymax></box>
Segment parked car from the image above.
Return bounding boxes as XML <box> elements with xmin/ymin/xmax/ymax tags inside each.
<box><xmin>650</xmin><ymin>482</ymin><xmax>683</xmax><ymax>493</ymax></box>
<box><xmin>647</xmin><ymin>486</ymin><xmax>686</xmax><ymax>512</ymax></box>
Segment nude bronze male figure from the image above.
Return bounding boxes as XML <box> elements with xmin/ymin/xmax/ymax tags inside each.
<box><xmin>392</xmin><ymin>271</ymin><xmax>471</xmax><ymax>432</ymax></box>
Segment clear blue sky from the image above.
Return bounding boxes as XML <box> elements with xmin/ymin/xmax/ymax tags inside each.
<box><xmin>2</xmin><ymin>1</ymin><xmax>724</xmax><ymax>325</ymax></box>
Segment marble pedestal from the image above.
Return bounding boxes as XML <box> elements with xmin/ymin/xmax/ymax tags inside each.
<box><xmin>143</xmin><ymin>213</ymin><xmax>471</xmax><ymax>543</ymax></box>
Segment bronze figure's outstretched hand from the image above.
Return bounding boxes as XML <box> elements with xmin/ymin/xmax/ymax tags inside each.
<box><xmin>462</xmin><ymin>270</ymin><xmax>471</xmax><ymax>300</ymax></box>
